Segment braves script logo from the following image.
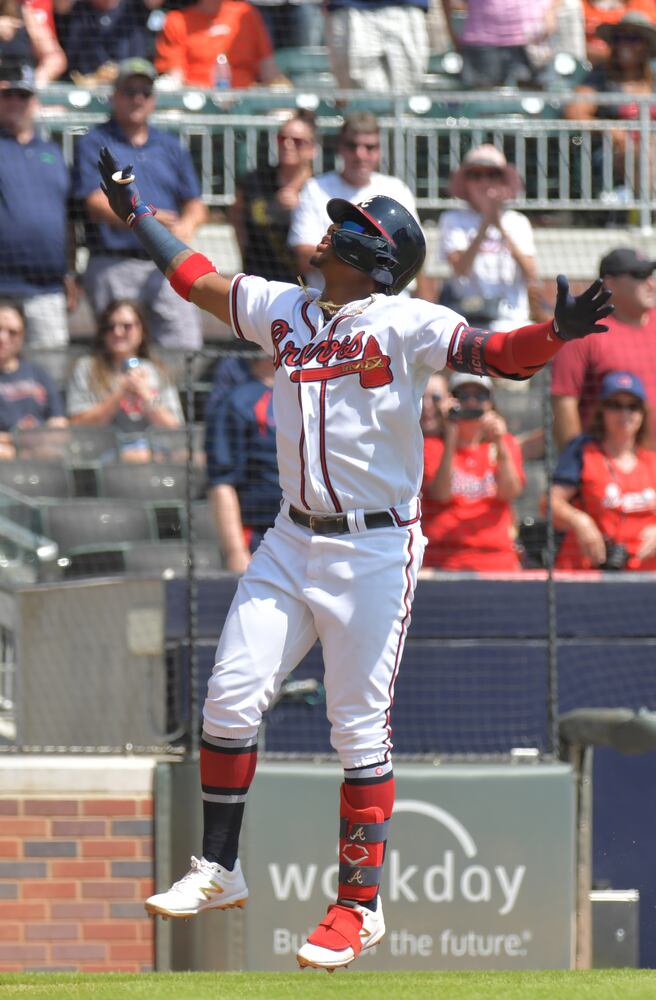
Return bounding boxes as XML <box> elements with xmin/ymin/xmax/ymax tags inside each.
<box><xmin>270</xmin><ymin>320</ymin><xmax>392</xmax><ymax>388</ymax></box>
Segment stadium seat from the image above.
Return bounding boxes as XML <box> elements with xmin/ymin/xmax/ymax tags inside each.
<box><xmin>274</xmin><ymin>46</ymin><xmax>330</xmax><ymax>77</ymax></box>
<box><xmin>22</xmin><ymin>346</ymin><xmax>84</xmax><ymax>389</ymax></box>
<box><xmin>151</xmin><ymin>348</ymin><xmax>212</xmax><ymax>386</ymax></box>
<box><xmin>0</xmin><ymin>485</ymin><xmax>43</xmax><ymax>535</ymax></box>
<box><xmin>190</xmin><ymin>501</ymin><xmax>217</xmax><ymax>544</ymax></box>
<box><xmin>40</xmin><ymin>499</ymin><xmax>156</xmax><ymax>552</ymax></box>
<box><xmin>147</xmin><ymin>426</ymin><xmax>207</xmax><ymax>465</ymax></box>
<box><xmin>340</xmin><ymin>93</ymin><xmax>395</xmax><ymax>117</ymax></box>
<box><xmin>122</xmin><ymin>540</ymin><xmax>223</xmax><ymax>577</ymax></box>
<box><xmin>60</xmin><ymin>544</ymin><xmax>127</xmax><ymax>579</ymax></box>
<box><xmin>0</xmin><ymin>460</ymin><xmax>74</xmax><ymax>500</ymax></box>
<box><xmin>98</xmin><ymin>462</ymin><xmax>206</xmax><ymax>502</ymax></box>
<box><xmin>424</xmin><ymin>50</ymin><xmax>464</xmax><ymax>91</ymax></box>
<box><xmin>274</xmin><ymin>46</ymin><xmax>334</xmax><ymax>88</ymax></box>
<box><xmin>13</xmin><ymin>426</ymin><xmax>119</xmax><ymax>465</ymax></box>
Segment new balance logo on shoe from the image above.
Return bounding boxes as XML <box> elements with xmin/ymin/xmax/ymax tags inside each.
<box><xmin>200</xmin><ymin>881</ymin><xmax>225</xmax><ymax>900</ymax></box>
<box><xmin>144</xmin><ymin>856</ymin><xmax>248</xmax><ymax>919</ymax></box>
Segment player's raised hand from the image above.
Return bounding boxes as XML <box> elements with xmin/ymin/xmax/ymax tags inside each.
<box><xmin>553</xmin><ymin>274</ymin><xmax>614</xmax><ymax>341</ymax></box>
<box><xmin>98</xmin><ymin>146</ymin><xmax>154</xmax><ymax>227</ymax></box>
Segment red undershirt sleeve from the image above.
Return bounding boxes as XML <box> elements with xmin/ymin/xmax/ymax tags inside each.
<box><xmin>448</xmin><ymin>321</ymin><xmax>563</xmax><ymax>381</ymax></box>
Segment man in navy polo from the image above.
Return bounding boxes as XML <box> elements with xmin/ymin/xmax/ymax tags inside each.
<box><xmin>205</xmin><ymin>351</ymin><xmax>280</xmax><ymax>574</ymax></box>
<box><xmin>73</xmin><ymin>57</ymin><xmax>207</xmax><ymax>348</ymax></box>
<box><xmin>0</xmin><ymin>65</ymin><xmax>72</xmax><ymax>347</ymax></box>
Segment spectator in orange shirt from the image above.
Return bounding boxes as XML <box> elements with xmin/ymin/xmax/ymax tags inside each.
<box><xmin>583</xmin><ymin>0</ymin><xmax>656</xmax><ymax>64</ymax></box>
<box><xmin>154</xmin><ymin>0</ymin><xmax>285</xmax><ymax>89</ymax></box>
<box><xmin>421</xmin><ymin>372</ymin><xmax>525</xmax><ymax>572</ymax></box>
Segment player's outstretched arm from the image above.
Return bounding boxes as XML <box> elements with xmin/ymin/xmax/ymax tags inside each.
<box><xmin>98</xmin><ymin>147</ymin><xmax>232</xmax><ymax>325</ymax></box>
<box><xmin>449</xmin><ymin>275</ymin><xmax>614</xmax><ymax>381</ymax></box>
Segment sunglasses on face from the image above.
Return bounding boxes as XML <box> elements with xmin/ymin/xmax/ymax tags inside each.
<box><xmin>103</xmin><ymin>320</ymin><xmax>138</xmax><ymax>332</ymax></box>
<box><xmin>341</xmin><ymin>140</ymin><xmax>380</xmax><ymax>153</ymax></box>
<box><xmin>465</xmin><ymin>168</ymin><xmax>504</xmax><ymax>181</ymax></box>
<box><xmin>603</xmin><ymin>399</ymin><xmax>643</xmax><ymax>412</ymax></box>
<box><xmin>0</xmin><ymin>89</ymin><xmax>32</xmax><ymax>100</ymax></box>
<box><xmin>613</xmin><ymin>33</ymin><xmax>646</xmax><ymax>45</ymax></box>
<box><xmin>277</xmin><ymin>134</ymin><xmax>312</xmax><ymax>148</ymax></box>
<box><xmin>118</xmin><ymin>85</ymin><xmax>153</xmax><ymax>99</ymax></box>
<box><xmin>454</xmin><ymin>388</ymin><xmax>490</xmax><ymax>402</ymax></box>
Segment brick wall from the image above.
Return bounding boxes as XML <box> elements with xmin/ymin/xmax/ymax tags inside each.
<box><xmin>0</xmin><ymin>758</ymin><xmax>158</xmax><ymax>972</ymax></box>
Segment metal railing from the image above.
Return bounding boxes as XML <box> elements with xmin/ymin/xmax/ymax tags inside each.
<box><xmin>38</xmin><ymin>87</ymin><xmax>656</xmax><ymax>225</ymax></box>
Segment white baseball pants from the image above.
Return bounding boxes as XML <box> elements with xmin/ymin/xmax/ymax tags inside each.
<box><xmin>203</xmin><ymin>510</ymin><xmax>426</xmax><ymax>769</ymax></box>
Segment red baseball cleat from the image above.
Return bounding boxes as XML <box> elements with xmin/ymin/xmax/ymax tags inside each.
<box><xmin>297</xmin><ymin>898</ymin><xmax>385</xmax><ymax>971</ymax></box>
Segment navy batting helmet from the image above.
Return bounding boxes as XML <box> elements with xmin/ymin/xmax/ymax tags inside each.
<box><xmin>326</xmin><ymin>195</ymin><xmax>426</xmax><ymax>295</ymax></box>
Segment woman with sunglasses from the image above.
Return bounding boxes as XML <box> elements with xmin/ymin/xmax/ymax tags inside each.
<box><xmin>552</xmin><ymin>370</ymin><xmax>656</xmax><ymax>571</ymax></box>
<box><xmin>230</xmin><ymin>110</ymin><xmax>317</xmax><ymax>284</ymax></box>
<box><xmin>566</xmin><ymin>12</ymin><xmax>656</xmax><ymax>196</ymax></box>
<box><xmin>437</xmin><ymin>144</ymin><xmax>536</xmax><ymax>333</ymax></box>
<box><xmin>421</xmin><ymin>372</ymin><xmax>525</xmax><ymax>571</ymax></box>
<box><xmin>66</xmin><ymin>298</ymin><xmax>183</xmax><ymax>461</ymax></box>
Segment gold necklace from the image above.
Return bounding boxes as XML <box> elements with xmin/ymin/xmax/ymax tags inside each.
<box><xmin>298</xmin><ymin>278</ymin><xmax>375</xmax><ymax>317</ymax></box>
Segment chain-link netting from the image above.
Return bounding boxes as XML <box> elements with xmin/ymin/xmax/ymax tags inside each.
<box><xmin>0</xmin><ymin>1</ymin><xmax>655</xmax><ymax>758</ymax></box>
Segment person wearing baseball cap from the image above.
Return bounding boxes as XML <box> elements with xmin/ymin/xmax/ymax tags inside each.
<box><xmin>72</xmin><ymin>57</ymin><xmax>208</xmax><ymax>348</ymax></box>
<box><xmin>437</xmin><ymin>144</ymin><xmax>536</xmax><ymax>333</ymax></box>
<box><xmin>0</xmin><ymin>63</ymin><xmax>73</xmax><ymax>347</ymax></box>
<box><xmin>552</xmin><ymin>244</ymin><xmax>656</xmax><ymax>449</ymax></box>
<box><xmin>0</xmin><ymin>64</ymin><xmax>36</xmax><ymax>97</ymax></box>
<box><xmin>598</xmin><ymin>248</ymin><xmax>656</xmax><ymax>280</ymax></box>
<box><xmin>421</xmin><ymin>370</ymin><xmax>526</xmax><ymax>571</ymax></box>
<box><xmin>552</xmin><ymin>369</ymin><xmax>656</xmax><ymax>571</ymax></box>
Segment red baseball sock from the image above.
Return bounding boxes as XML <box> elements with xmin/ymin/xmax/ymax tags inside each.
<box><xmin>200</xmin><ymin>730</ymin><xmax>257</xmax><ymax>869</ymax></box>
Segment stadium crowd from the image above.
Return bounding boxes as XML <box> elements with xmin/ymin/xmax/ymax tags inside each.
<box><xmin>0</xmin><ymin>0</ymin><xmax>655</xmax><ymax>576</ymax></box>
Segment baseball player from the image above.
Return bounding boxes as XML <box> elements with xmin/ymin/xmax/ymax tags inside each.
<box><xmin>98</xmin><ymin>147</ymin><xmax>612</xmax><ymax>972</ymax></box>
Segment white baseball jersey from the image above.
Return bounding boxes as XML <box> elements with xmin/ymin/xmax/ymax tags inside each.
<box><xmin>287</xmin><ymin>171</ymin><xmax>419</xmax><ymax>250</ymax></box>
<box><xmin>229</xmin><ymin>273</ymin><xmax>465</xmax><ymax>514</ymax></box>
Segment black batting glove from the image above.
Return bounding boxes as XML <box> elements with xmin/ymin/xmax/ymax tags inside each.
<box><xmin>552</xmin><ymin>274</ymin><xmax>614</xmax><ymax>342</ymax></box>
<box><xmin>98</xmin><ymin>146</ymin><xmax>154</xmax><ymax>227</ymax></box>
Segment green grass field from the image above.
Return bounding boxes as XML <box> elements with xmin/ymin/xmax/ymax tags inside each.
<box><xmin>1</xmin><ymin>971</ymin><xmax>655</xmax><ymax>1000</ymax></box>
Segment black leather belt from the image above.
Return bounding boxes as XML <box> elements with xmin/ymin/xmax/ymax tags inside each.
<box><xmin>289</xmin><ymin>505</ymin><xmax>394</xmax><ymax>534</ymax></box>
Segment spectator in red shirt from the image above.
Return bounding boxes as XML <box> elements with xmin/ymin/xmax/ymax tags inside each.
<box><xmin>552</xmin><ymin>370</ymin><xmax>656</xmax><ymax>570</ymax></box>
<box><xmin>155</xmin><ymin>0</ymin><xmax>284</xmax><ymax>89</ymax></box>
<box><xmin>1</xmin><ymin>0</ymin><xmax>66</xmax><ymax>83</ymax></box>
<box><xmin>551</xmin><ymin>247</ymin><xmax>656</xmax><ymax>449</ymax></box>
<box><xmin>421</xmin><ymin>372</ymin><xmax>525</xmax><ymax>571</ymax></box>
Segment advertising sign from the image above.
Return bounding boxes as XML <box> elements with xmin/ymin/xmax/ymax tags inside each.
<box><xmin>240</xmin><ymin>762</ymin><xmax>576</xmax><ymax>970</ymax></box>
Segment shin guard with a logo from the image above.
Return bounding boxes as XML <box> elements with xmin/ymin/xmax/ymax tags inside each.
<box><xmin>338</xmin><ymin>784</ymin><xmax>390</xmax><ymax>905</ymax></box>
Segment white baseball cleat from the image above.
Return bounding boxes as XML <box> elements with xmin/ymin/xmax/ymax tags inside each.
<box><xmin>297</xmin><ymin>898</ymin><xmax>385</xmax><ymax>971</ymax></box>
<box><xmin>144</xmin><ymin>856</ymin><xmax>248</xmax><ymax>918</ymax></box>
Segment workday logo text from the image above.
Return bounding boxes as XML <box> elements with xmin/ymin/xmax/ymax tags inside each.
<box><xmin>268</xmin><ymin>799</ymin><xmax>526</xmax><ymax>916</ymax></box>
